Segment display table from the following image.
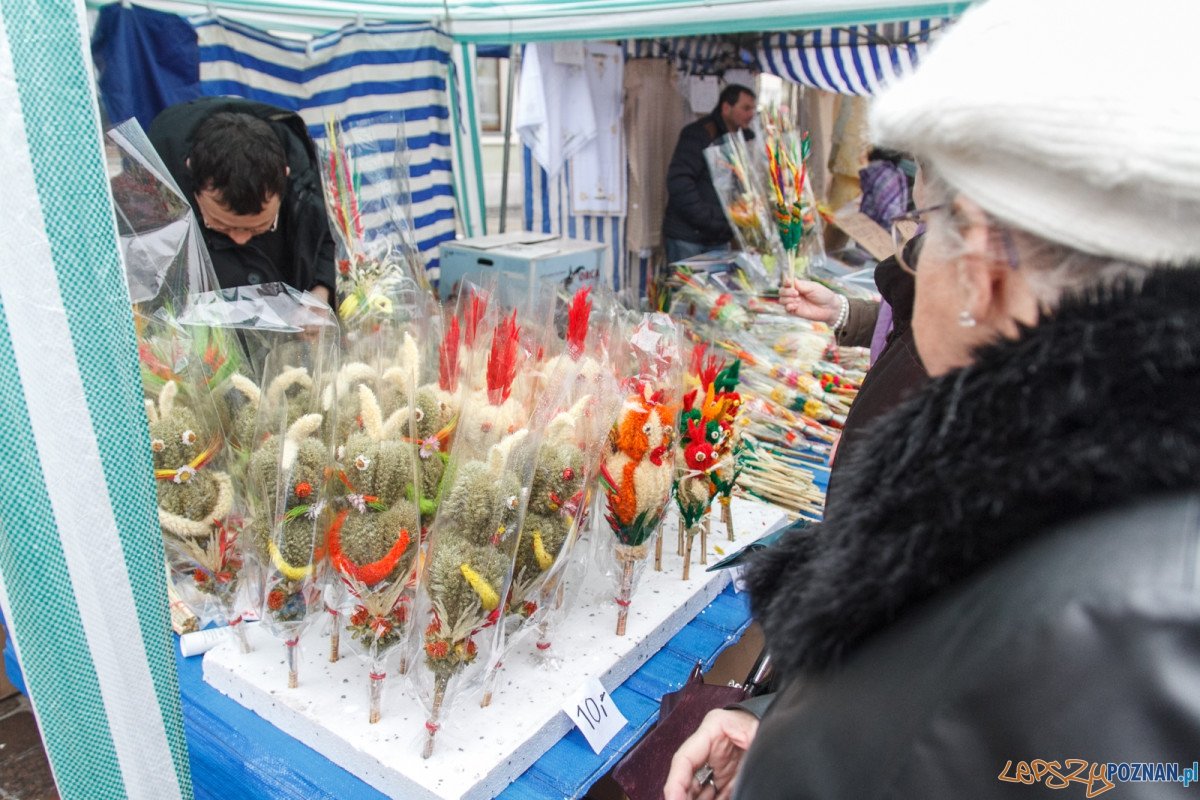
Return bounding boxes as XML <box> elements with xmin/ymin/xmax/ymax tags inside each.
<box><xmin>3</xmin><ymin>485</ymin><xmax>828</xmax><ymax>799</ymax></box>
<box><xmin>3</xmin><ymin>576</ymin><xmax>765</xmax><ymax>800</ymax></box>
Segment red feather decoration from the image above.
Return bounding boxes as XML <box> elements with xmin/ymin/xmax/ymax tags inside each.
<box><xmin>439</xmin><ymin>317</ymin><xmax>460</xmax><ymax>392</ymax></box>
<box><xmin>486</xmin><ymin>311</ymin><xmax>521</xmax><ymax>405</ymax></box>
<box><xmin>566</xmin><ymin>286</ymin><xmax>592</xmax><ymax>359</ymax></box>
<box><xmin>464</xmin><ymin>292</ymin><xmax>488</xmax><ymax>347</ymax></box>
<box><xmin>691</xmin><ymin>343</ymin><xmax>722</xmax><ymax>390</ymax></box>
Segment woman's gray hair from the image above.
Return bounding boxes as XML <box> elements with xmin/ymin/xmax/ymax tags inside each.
<box><xmin>920</xmin><ymin>166</ymin><xmax>1153</xmax><ymax>307</ymax></box>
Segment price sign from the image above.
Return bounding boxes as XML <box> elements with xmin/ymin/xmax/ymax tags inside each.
<box><xmin>561</xmin><ymin>677</ymin><xmax>627</xmax><ymax>754</ymax></box>
<box><xmin>731</xmin><ymin>565</ymin><xmax>747</xmax><ymax>593</ymax></box>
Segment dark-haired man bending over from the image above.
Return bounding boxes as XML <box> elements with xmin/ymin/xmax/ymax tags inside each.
<box><xmin>149</xmin><ymin>97</ymin><xmax>335</xmax><ymax>305</ymax></box>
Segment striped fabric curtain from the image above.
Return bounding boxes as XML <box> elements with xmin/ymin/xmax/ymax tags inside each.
<box><xmin>757</xmin><ymin>20</ymin><xmax>949</xmax><ymax>95</ymax></box>
<box><xmin>0</xmin><ymin>0</ymin><xmax>192</xmax><ymax>797</ymax></box>
<box><xmin>523</xmin><ymin>149</ymin><xmax>625</xmax><ymax>291</ymax></box>
<box><xmin>194</xmin><ymin>16</ymin><xmax>459</xmax><ymax>273</ymax></box>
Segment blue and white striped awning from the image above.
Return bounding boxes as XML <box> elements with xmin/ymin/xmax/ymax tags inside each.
<box><xmin>758</xmin><ymin>19</ymin><xmax>950</xmax><ymax>95</ymax></box>
<box><xmin>195</xmin><ymin>16</ymin><xmax>459</xmax><ymax>270</ymax></box>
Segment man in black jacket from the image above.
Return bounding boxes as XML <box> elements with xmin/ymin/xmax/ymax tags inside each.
<box><xmin>148</xmin><ymin>96</ymin><xmax>336</xmax><ymax>306</ymax></box>
<box><xmin>662</xmin><ymin>84</ymin><xmax>756</xmax><ymax>265</ymax></box>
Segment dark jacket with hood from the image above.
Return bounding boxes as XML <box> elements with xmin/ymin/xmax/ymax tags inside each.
<box><xmin>736</xmin><ymin>267</ymin><xmax>1200</xmax><ymax>798</ymax></box>
<box><xmin>663</xmin><ymin>111</ymin><xmax>753</xmax><ymax>246</ymax></box>
<box><xmin>148</xmin><ymin>96</ymin><xmax>336</xmax><ymax>298</ymax></box>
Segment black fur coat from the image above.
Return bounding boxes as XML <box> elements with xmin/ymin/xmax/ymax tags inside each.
<box><xmin>749</xmin><ymin>266</ymin><xmax>1200</xmax><ymax>676</ymax></box>
<box><xmin>734</xmin><ymin>267</ymin><xmax>1200</xmax><ymax>798</ymax></box>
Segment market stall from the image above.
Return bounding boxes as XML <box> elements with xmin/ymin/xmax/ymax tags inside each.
<box><xmin>0</xmin><ymin>2</ymin><xmax>965</xmax><ymax>799</ymax></box>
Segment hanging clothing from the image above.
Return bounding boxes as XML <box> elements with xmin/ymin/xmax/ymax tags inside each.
<box><xmin>516</xmin><ymin>42</ymin><xmax>596</xmax><ymax>180</ymax></box>
<box><xmin>569</xmin><ymin>43</ymin><xmax>624</xmax><ymax>216</ymax></box>
<box><xmin>624</xmin><ymin>58</ymin><xmax>692</xmax><ymax>252</ymax></box>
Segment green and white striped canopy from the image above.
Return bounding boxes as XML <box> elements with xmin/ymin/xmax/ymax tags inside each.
<box><xmin>0</xmin><ymin>0</ymin><xmax>193</xmax><ymax>797</ymax></box>
<box><xmin>87</xmin><ymin>0</ymin><xmax>972</xmax><ymax>40</ymax></box>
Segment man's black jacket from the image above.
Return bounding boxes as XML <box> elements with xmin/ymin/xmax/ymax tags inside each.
<box><xmin>662</xmin><ymin>111</ymin><xmax>754</xmax><ymax>247</ymax></box>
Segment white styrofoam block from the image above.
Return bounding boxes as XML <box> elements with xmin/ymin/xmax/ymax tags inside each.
<box><xmin>203</xmin><ymin>496</ymin><xmax>784</xmax><ymax>800</ymax></box>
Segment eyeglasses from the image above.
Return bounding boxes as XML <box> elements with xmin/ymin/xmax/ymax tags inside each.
<box><xmin>195</xmin><ymin>192</ymin><xmax>281</xmax><ymax>239</ymax></box>
<box><xmin>890</xmin><ymin>204</ymin><xmax>944</xmax><ymax>275</ymax></box>
<box><xmin>200</xmin><ymin>209</ymin><xmax>279</xmax><ymax>238</ymax></box>
<box><xmin>890</xmin><ymin>203</ymin><xmax>1021</xmax><ymax>275</ymax></box>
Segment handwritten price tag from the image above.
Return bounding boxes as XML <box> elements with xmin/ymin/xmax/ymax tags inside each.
<box><xmin>731</xmin><ymin>565</ymin><xmax>747</xmax><ymax>593</ymax></box>
<box><xmin>562</xmin><ymin>677</ymin><xmax>627</xmax><ymax>754</ymax></box>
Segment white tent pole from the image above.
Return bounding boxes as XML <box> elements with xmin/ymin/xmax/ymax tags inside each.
<box><xmin>498</xmin><ymin>44</ymin><xmax>521</xmax><ymax>234</ymax></box>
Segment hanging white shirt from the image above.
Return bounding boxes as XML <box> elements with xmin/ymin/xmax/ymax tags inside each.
<box><xmin>570</xmin><ymin>43</ymin><xmax>625</xmax><ymax>216</ymax></box>
<box><xmin>516</xmin><ymin>42</ymin><xmax>596</xmax><ymax>181</ymax></box>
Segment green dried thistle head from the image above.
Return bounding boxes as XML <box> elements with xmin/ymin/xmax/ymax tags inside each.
<box><xmin>514</xmin><ymin>511</ymin><xmax>568</xmax><ymax>580</ymax></box>
<box><xmin>413</xmin><ymin>387</ymin><xmax>445</xmax><ymax>439</ymax></box>
<box><xmin>339</xmin><ymin>501</ymin><xmax>418</xmax><ymax>575</ymax></box>
<box><xmin>428</xmin><ymin>537</ymin><xmax>507</xmax><ymax>623</ymax></box>
<box><xmin>330</xmin><ymin>378</ymin><xmax>376</xmax><ymax>442</ymax></box>
<box><xmin>247</xmin><ymin>515</ymin><xmax>272</xmax><ymax>559</ymax></box>
<box><xmin>493</xmin><ymin>471</ymin><xmax>524</xmax><ymax>546</ymax></box>
<box><xmin>275</xmin><ymin>514</ymin><xmax>320</xmax><ymax>567</ymax></box>
<box><xmin>151</xmin><ymin>405</ymin><xmax>221</xmax><ymax>521</ymax></box>
<box><xmin>282</xmin><ymin>385</ymin><xmax>313</xmax><ymax>429</ymax></box>
<box><xmin>148</xmin><ymin>406</ymin><xmax>202</xmax><ymax>472</ymax></box>
<box><xmin>247</xmin><ymin>435</ymin><xmax>283</xmax><ymax>504</ymax></box>
<box><xmin>438</xmin><ymin>460</ymin><xmax>501</xmax><ymax>545</ymax></box>
<box><xmin>368</xmin><ymin>440</ymin><xmax>417</xmax><ymax>506</ymax></box>
<box><xmin>289</xmin><ymin>439</ymin><xmax>328</xmax><ymax>502</ymax></box>
<box><xmin>527</xmin><ymin>443</ymin><xmax>584</xmax><ymax>516</ymax></box>
<box><xmin>417</xmin><ymin>451</ymin><xmax>446</xmax><ymax>504</ymax></box>
<box><xmin>157</xmin><ymin>476</ymin><xmax>219</xmax><ymax>522</ymax></box>
<box><xmin>248</xmin><ymin>435</ymin><xmax>327</xmax><ymax>514</ymax></box>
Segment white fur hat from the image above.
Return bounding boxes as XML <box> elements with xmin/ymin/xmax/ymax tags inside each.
<box><xmin>870</xmin><ymin>0</ymin><xmax>1200</xmax><ymax>266</ymax></box>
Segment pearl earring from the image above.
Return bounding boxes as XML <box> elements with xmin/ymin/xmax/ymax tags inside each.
<box><xmin>958</xmin><ymin>310</ymin><xmax>977</xmax><ymax>328</ymax></box>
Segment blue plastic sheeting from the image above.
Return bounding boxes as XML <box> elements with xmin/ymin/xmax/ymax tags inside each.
<box><xmin>500</xmin><ymin>586</ymin><xmax>753</xmax><ymax>798</ymax></box>
<box><xmin>2</xmin><ymin>584</ymin><xmax>756</xmax><ymax>799</ymax></box>
<box><xmin>2</xmin><ymin>614</ymin><xmax>25</xmax><ymax>695</ymax></box>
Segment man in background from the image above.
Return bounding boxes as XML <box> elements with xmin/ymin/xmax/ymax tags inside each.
<box><xmin>662</xmin><ymin>84</ymin><xmax>757</xmax><ymax>265</ymax></box>
<box><xmin>149</xmin><ymin>96</ymin><xmax>335</xmax><ymax>305</ymax></box>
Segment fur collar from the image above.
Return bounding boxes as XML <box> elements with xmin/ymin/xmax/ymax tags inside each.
<box><xmin>747</xmin><ymin>267</ymin><xmax>1200</xmax><ymax>676</ymax></box>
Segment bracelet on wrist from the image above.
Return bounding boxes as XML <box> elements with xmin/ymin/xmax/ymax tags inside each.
<box><xmin>831</xmin><ymin>295</ymin><xmax>850</xmax><ymax>333</ymax></box>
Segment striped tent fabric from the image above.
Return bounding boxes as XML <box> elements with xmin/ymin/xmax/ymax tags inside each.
<box><xmin>625</xmin><ymin>35</ymin><xmax>741</xmax><ymax>74</ymax></box>
<box><xmin>448</xmin><ymin>41</ymin><xmax>489</xmax><ymax>242</ymax></box>
<box><xmin>523</xmin><ymin>149</ymin><xmax>625</xmax><ymax>291</ymax></box>
<box><xmin>757</xmin><ymin>19</ymin><xmax>950</xmax><ymax>95</ymax></box>
<box><xmin>0</xmin><ymin>0</ymin><xmax>193</xmax><ymax>797</ymax></box>
<box><xmin>194</xmin><ymin>16</ymin><xmax>458</xmax><ymax>274</ymax></box>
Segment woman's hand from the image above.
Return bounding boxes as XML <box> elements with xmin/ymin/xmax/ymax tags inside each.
<box><xmin>662</xmin><ymin>708</ymin><xmax>760</xmax><ymax>800</ymax></box>
<box><xmin>779</xmin><ymin>279</ymin><xmax>841</xmax><ymax>324</ymax></box>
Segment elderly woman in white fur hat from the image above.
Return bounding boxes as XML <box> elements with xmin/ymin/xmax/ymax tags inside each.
<box><xmin>664</xmin><ymin>0</ymin><xmax>1200</xmax><ymax>798</ymax></box>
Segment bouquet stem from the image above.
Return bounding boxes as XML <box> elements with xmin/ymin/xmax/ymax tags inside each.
<box><xmin>722</xmin><ymin>496</ymin><xmax>735</xmax><ymax>540</ymax></box>
<box><xmin>682</xmin><ymin>525</ymin><xmax>697</xmax><ymax>581</ymax></box>
<box><xmin>285</xmin><ymin>638</ymin><xmax>300</xmax><ymax>688</ymax></box>
<box><xmin>615</xmin><ymin>558</ymin><xmax>634</xmax><ymax>635</ymax></box>
<box><xmin>368</xmin><ymin>670</ymin><xmax>386</xmax><ymax>724</ymax></box>
<box><xmin>481</xmin><ymin>665</ymin><xmax>499</xmax><ymax>708</ymax></box>
<box><xmin>328</xmin><ymin>607</ymin><xmax>341</xmax><ymax>663</ymax></box>
<box><xmin>230</xmin><ymin>617</ymin><xmax>251</xmax><ymax>654</ymax></box>
<box><xmin>221</xmin><ymin>600</ymin><xmax>252</xmax><ymax>653</ymax></box>
<box><xmin>422</xmin><ymin>674</ymin><xmax>450</xmax><ymax>759</ymax></box>
<box><xmin>654</xmin><ymin>533</ymin><xmax>663</xmax><ymax>571</ymax></box>
<box><xmin>701</xmin><ymin>517</ymin><xmax>710</xmax><ymax>566</ymax></box>
<box><xmin>677</xmin><ymin>516</ymin><xmax>685</xmax><ymax>556</ymax></box>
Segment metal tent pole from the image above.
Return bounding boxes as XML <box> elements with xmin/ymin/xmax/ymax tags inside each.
<box><xmin>498</xmin><ymin>45</ymin><xmax>521</xmax><ymax>233</ymax></box>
